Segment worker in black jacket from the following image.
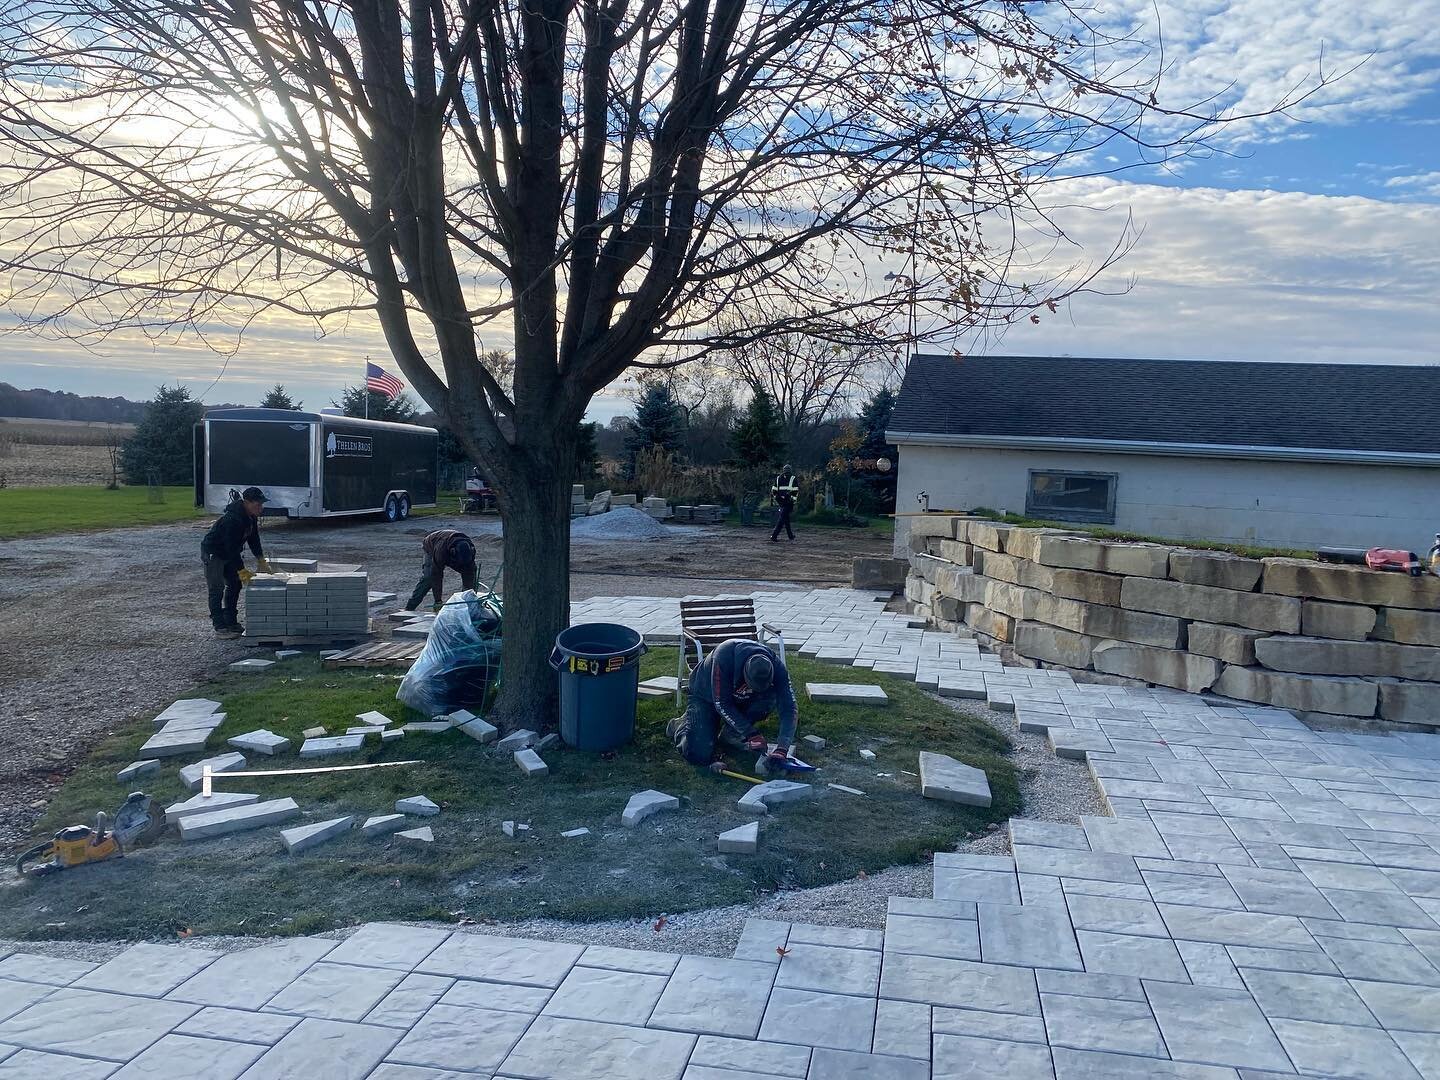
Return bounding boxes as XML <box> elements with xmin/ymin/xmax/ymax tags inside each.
<box><xmin>770</xmin><ymin>465</ymin><xmax>799</xmax><ymax>542</ymax></box>
<box><xmin>200</xmin><ymin>486</ymin><xmax>270</xmax><ymax>636</ymax></box>
<box><xmin>667</xmin><ymin>639</ymin><xmax>799</xmax><ymax>776</ymax></box>
<box><xmin>405</xmin><ymin>528</ymin><xmax>480</xmax><ymax>611</ymax></box>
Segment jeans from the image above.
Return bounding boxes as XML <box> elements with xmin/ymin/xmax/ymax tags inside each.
<box><xmin>770</xmin><ymin>503</ymin><xmax>794</xmax><ymax>541</ymax></box>
<box><xmin>203</xmin><ymin>554</ymin><xmax>241</xmax><ymax>629</ymax></box>
<box><xmin>406</xmin><ymin>555</ymin><xmax>480</xmax><ymax>610</ymax></box>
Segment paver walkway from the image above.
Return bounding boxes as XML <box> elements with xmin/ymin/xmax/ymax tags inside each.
<box><xmin>4</xmin><ymin>589</ymin><xmax>1440</xmax><ymax>1078</ymax></box>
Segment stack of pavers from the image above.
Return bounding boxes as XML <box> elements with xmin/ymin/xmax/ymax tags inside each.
<box><xmin>641</xmin><ymin>496</ymin><xmax>673</xmax><ymax>520</ymax></box>
<box><xmin>690</xmin><ymin>503</ymin><xmax>724</xmax><ymax>524</ymax></box>
<box><xmin>244</xmin><ymin>571</ymin><xmax>371</xmax><ymax>643</ymax></box>
<box><xmin>611</xmin><ymin>493</ymin><xmax>637</xmax><ymax>507</ymax></box>
<box><xmin>137</xmin><ymin>698</ymin><xmax>225</xmax><ymax>759</ymax></box>
<box><xmin>570</xmin><ymin>483</ymin><xmax>588</xmax><ymax>517</ymax></box>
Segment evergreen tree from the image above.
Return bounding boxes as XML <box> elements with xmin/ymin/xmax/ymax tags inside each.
<box><xmin>260</xmin><ymin>384</ymin><xmax>300</xmax><ymax>409</ymax></box>
<box><xmin>624</xmin><ymin>381</ymin><xmax>683</xmax><ymax>464</ymax></box>
<box><xmin>857</xmin><ymin>387</ymin><xmax>898</xmax><ymax>512</ymax></box>
<box><xmin>333</xmin><ymin>384</ymin><xmax>419</xmax><ymax>423</ymax></box>
<box><xmin>730</xmin><ymin>383</ymin><xmax>786</xmax><ymax>469</ymax></box>
<box><xmin>574</xmin><ymin>421</ymin><xmax>599</xmax><ymax>484</ymax></box>
<box><xmin>120</xmin><ymin>384</ymin><xmax>204</xmax><ymax>485</ymax></box>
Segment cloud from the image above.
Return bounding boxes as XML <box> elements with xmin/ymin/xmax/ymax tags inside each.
<box><xmin>1383</xmin><ymin>171</ymin><xmax>1440</xmax><ymax>196</ymax></box>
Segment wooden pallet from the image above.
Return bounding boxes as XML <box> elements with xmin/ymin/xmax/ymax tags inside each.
<box><xmin>323</xmin><ymin>640</ymin><xmax>426</xmax><ymax>669</ymax></box>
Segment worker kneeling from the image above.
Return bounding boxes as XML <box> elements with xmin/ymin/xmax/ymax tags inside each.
<box><xmin>668</xmin><ymin>639</ymin><xmax>797</xmax><ymax>777</ymax></box>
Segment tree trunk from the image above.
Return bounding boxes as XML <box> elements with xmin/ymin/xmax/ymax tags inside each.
<box><xmin>490</xmin><ymin>445</ymin><xmax>573</xmax><ymax>731</ymax></box>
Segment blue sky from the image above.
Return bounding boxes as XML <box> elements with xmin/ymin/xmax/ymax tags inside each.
<box><xmin>1</xmin><ymin>1</ymin><xmax>1436</xmax><ymax>425</ymax></box>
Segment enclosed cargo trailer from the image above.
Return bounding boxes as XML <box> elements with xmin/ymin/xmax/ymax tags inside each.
<box><xmin>194</xmin><ymin>408</ymin><xmax>438</xmax><ymax>520</ymax></box>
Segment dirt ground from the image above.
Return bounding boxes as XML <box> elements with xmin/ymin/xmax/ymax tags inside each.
<box><xmin>0</xmin><ymin>511</ymin><xmax>890</xmax><ymax>851</ymax></box>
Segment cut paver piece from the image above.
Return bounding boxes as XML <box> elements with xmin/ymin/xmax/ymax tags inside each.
<box><xmin>116</xmin><ymin>759</ymin><xmax>160</xmax><ymax>784</ymax></box>
<box><xmin>177</xmin><ymin>798</ymin><xmax>299</xmax><ymax>841</ymax></box>
<box><xmin>355</xmin><ymin>710</ymin><xmax>392</xmax><ymax>726</ymax></box>
<box><xmin>301</xmin><ymin>726</ymin><xmax>325</xmax><ymax>738</ymax></box>
<box><xmin>803</xmin><ymin>734</ymin><xmax>828</xmax><ymax>750</ymax></box>
<box><xmin>361</xmin><ymin>814</ymin><xmax>408</xmax><ymax>837</ymax></box>
<box><xmin>497</xmin><ymin>728</ymin><xmax>538</xmax><ymax>752</ymax></box>
<box><xmin>165</xmin><ymin>791</ymin><xmax>261</xmax><ymax>821</ymax></box>
<box><xmin>562</xmin><ymin>828</ymin><xmax>591</xmax><ymax>838</ymax></box>
<box><xmin>459</xmin><ymin>718</ymin><xmax>498</xmax><ymax>743</ymax></box>
<box><xmin>402</xmin><ymin>721</ymin><xmax>451</xmax><ymax>733</ymax></box>
<box><xmin>718</xmin><ymin>821</ymin><xmax>759</xmax><ymax>854</ymax></box>
<box><xmin>639</xmin><ymin>676</ymin><xmax>681</xmax><ymax>692</ymax></box>
<box><xmin>137</xmin><ymin>727</ymin><xmax>212</xmax><ymax>760</ymax></box>
<box><xmin>444</xmin><ymin>709</ymin><xmax>478</xmax><ymax>725</ymax></box>
<box><xmin>229</xmin><ymin>658</ymin><xmax>275</xmax><ymax>672</ymax></box>
<box><xmin>515</xmin><ymin>748</ymin><xmax>549</xmax><ymax>777</ymax></box>
<box><xmin>860</xmin><ymin>749</ymin><xmax>877</xmax><ymax>762</ymax></box>
<box><xmin>806</xmin><ymin>682</ymin><xmax>889</xmax><ymax>706</ymax></box>
<box><xmin>275</xmin><ymin>649</ymin><xmax>303</xmax><ymax>660</ymax></box>
<box><xmin>828</xmin><ymin>783</ymin><xmax>866</xmax><ymax>796</ymax></box>
<box><xmin>738</xmin><ymin>779</ymin><xmax>814</xmax><ymax>816</ymax></box>
<box><xmin>919</xmin><ymin>751</ymin><xmax>992</xmax><ymax>807</ymax></box>
<box><xmin>622</xmin><ymin>789</ymin><xmax>680</xmax><ymax>828</ymax></box>
<box><xmin>227</xmin><ymin>729</ymin><xmax>291</xmax><ymax>756</ymax></box>
<box><xmin>381</xmin><ymin>728</ymin><xmax>404</xmax><ymax>743</ymax></box>
<box><xmin>298</xmin><ymin>734</ymin><xmax>365</xmax><ymax>758</ymax></box>
<box><xmin>346</xmin><ymin>725</ymin><xmax>386</xmax><ymax>736</ymax></box>
<box><xmin>281</xmin><ymin>816</ymin><xmax>354</xmax><ymax>854</ymax></box>
<box><xmin>396</xmin><ymin>795</ymin><xmax>440</xmax><ymax>816</ymax></box>
<box><xmin>179</xmin><ymin>751</ymin><xmax>247</xmax><ymax>793</ymax></box>
<box><xmin>396</xmin><ymin>827</ymin><xmax>434</xmax><ymax>844</ymax></box>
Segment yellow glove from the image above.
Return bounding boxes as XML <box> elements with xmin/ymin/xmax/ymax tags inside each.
<box><xmin>238</xmin><ymin>568</ymin><xmax>255</xmax><ymax>585</ymax></box>
<box><xmin>256</xmin><ymin>558</ymin><xmax>272</xmax><ymax>574</ymax></box>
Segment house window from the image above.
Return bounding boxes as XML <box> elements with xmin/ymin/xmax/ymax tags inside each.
<box><xmin>1026</xmin><ymin>470</ymin><xmax>1117</xmax><ymax>524</ymax></box>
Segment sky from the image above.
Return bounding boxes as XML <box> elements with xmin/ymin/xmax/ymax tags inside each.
<box><xmin>0</xmin><ymin>1</ymin><xmax>1436</xmax><ymax>426</ymax></box>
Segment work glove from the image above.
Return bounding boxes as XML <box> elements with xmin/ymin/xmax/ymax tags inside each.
<box><xmin>765</xmin><ymin>748</ymin><xmax>791</xmax><ymax>775</ymax></box>
<box><xmin>708</xmin><ymin>761</ymin><xmax>727</xmax><ymax>775</ymax></box>
<box><xmin>237</xmin><ymin>568</ymin><xmax>255</xmax><ymax>586</ymax></box>
<box><xmin>743</xmin><ymin>733</ymin><xmax>768</xmax><ymax>753</ymax></box>
<box><xmin>256</xmin><ymin>558</ymin><xmax>272</xmax><ymax>574</ymax></box>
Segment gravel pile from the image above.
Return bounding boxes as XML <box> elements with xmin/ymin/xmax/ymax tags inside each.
<box><xmin>570</xmin><ymin>507</ymin><xmax>674</xmax><ymax>542</ymax></box>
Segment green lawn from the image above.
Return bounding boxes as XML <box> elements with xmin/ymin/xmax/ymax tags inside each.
<box><xmin>0</xmin><ymin>486</ymin><xmax>204</xmax><ymax>539</ymax></box>
<box><xmin>5</xmin><ymin>650</ymin><xmax>1019</xmax><ymax>942</ymax></box>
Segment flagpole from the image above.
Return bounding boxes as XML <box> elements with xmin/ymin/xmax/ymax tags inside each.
<box><xmin>364</xmin><ymin>355</ymin><xmax>369</xmax><ymax>420</ymax></box>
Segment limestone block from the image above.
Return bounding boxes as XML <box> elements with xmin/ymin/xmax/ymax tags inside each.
<box><xmin>1035</xmin><ymin>536</ymin><xmax>1169</xmax><ymax>578</ymax></box>
<box><xmin>965</xmin><ymin>604</ymin><xmax>1015</xmax><ymax>643</ymax></box>
<box><xmin>934</xmin><ymin>596</ymin><xmax>964</xmax><ymax>622</ymax></box>
<box><xmin>910</xmin><ymin>514</ymin><xmax>964</xmax><ymax>539</ymax></box>
<box><xmin>983</xmin><ymin>580</ymin><xmax>1044</xmax><ymax>621</ymax></box>
<box><xmin>911</xmin><ymin>553</ymin><xmax>944</xmax><ymax>585</ymax></box>
<box><xmin>974</xmin><ymin>550</ymin><xmax>1054</xmax><ymax>592</ymax></box>
<box><xmin>1254</xmin><ymin>636</ymin><xmax>1440</xmax><ymax>681</ymax></box>
<box><xmin>1263</xmin><ymin>557</ymin><xmax>1440</xmax><ymax>610</ymax></box>
<box><xmin>1005</xmin><ymin>527</ymin><xmax>1074</xmax><ymax>561</ymax></box>
<box><xmin>737</xmin><ymin>779</ymin><xmax>814</xmax><ymax>816</ymax></box>
<box><xmin>1187</xmin><ymin>623</ymin><xmax>1267</xmax><ymax>666</ymax></box>
<box><xmin>968</xmin><ymin>520</ymin><xmax>1012</xmax><ymax>553</ymax></box>
<box><xmin>1213</xmin><ymin>665</ymin><xmax>1378</xmax><ymax>717</ymax></box>
<box><xmin>1378</xmin><ymin>681</ymin><xmax>1440</xmax><ymax>725</ymax></box>
<box><xmin>177</xmin><ymin>798</ymin><xmax>299</xmax><ymax>841</ymax></box>
<box><xmin>514</xmin><ymin>749</ymin><xmax>549</xmax><ymax>777</ymax></box>
<box><xmin>396</xmin><ymin>795</ymin><xmax>440</xmax><ymax>816</ymax></box>
<box><xmin>281</xmin><ymin>816</ymin><xmax>353</xmax><ymax>854</ymax></box>
<box><xmin>924</xmin><ymin>536</ymin><xmax>948</xmax><ymax>558</ymax></box>
<box><xmin>936</xmin><ymin>568</ymin><xmax>987</xmax><ymax>604</ymax></box>
<box><xmin>1168</xmin><ymin>551</ymin><xmax>1263</xmax><ymax>591</ymax></box>
<box><xmin>939</xmin><ymin>540</ymin><xmax>974</xmax><ymax>566</ymax></box>
<box><xmin>1013</xmin><ymin>622</ymin><xmax>1102</xmax><ymax>669</ymax></box>
<box><xmin>1050</xmin><ymin>568</ymin><xmax>1122</xmax><ymax>607</ymax></box>
<box><xmin>718</xmin><ymin>821</ymin><xmax>759</xmax><ymax>854</ymax></box>
<box><xmin>852</xmin><ymin>557</ymin><xmax>907</xmax><ymax>591</ymax></box>
<box><xmin>1120</xmin><ymin>576</ymin><xmax>1300</xmax><ymax>633</ymax></box>
<box><xmin>1029</xmin><ymin>593</ymin><xmax>1183</xmax><ymax>649</ymax></box>
<box><xmin>1092</xmin><ymin>641</ymin><xmax>1221</xmax><ymax>693</ymax></box>
<box><xmin>1300</xmin><ymin>600</ymin><xmax>1377</xmax><ymax>641</ymax></box>
<box><xmin>918</xmin><ymin>751</ymin><xmax>992</xmax><ymax>807</ymax></box>
<box><xmin>622</xmin><ymin>789</ymin><xmax>681</xmax><ymax>828</ymax></box>
<box><xmin>1373</xmin><ymin>608</ymin><xmax>1440</xmax><ymax>647</ymax></box>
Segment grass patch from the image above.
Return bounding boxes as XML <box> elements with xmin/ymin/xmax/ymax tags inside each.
<box><xmin>969</xmin><ymin>508</ymin><xmax>1316</xmax><ymax>561</ymax></box>
<box><xmin>0</xmin><ymin>486</ymin><xmax>204</xmax><ymax>539</ymax></box>
<box><xmin>3</xmin><ymin>650</ymin><xmax>1018</xmax><ymax>943</ymax></box>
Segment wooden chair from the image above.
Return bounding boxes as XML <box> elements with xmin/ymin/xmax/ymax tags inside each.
<box><xmin>675</xmin><ymin>598</ymin><xmax>785</xmax><ymax>705</ymax></box>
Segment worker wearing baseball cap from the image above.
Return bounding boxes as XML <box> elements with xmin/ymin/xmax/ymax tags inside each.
<box><xmin>667</xmin><ymin>638</ymin><xmax>799</xmax><ymax>777</ymax></box>
<box><xmin>200</xmin><ymin>486</ymin><xmax>272</xmax><ymax>636</ymax></box>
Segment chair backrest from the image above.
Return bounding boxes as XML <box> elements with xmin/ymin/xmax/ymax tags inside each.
<box><xmin>680</xmin><ymin>597</ymin><xmax>759</xmax><ymax>652</ymax></box>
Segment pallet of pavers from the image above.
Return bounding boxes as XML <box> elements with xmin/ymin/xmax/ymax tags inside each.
<box><xmin>244</xmin><ymin>571</ymin><xmax>372</xmax><ymax>645</ymax></box>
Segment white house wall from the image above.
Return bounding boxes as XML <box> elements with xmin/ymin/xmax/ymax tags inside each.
<box><xmin>894</xmin><ymin>444</ymin><xmax>1440</xmax><ymax>556</ymax></box>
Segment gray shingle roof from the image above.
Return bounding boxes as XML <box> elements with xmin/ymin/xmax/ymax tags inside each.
<box><xmin>889</xmin><ymin>354</ymin><xmax>1440</xmax><ymax>456</ymax></box>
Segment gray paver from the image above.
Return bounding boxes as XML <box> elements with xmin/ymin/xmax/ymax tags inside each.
<box><xmin>262</xmin><ymin>961</ymin><xmax>404</xmax><ymax>1021</ymax></box>
<box><xmin>361</xmin><ymin>814</ymin><xmax>409</xmax><ymax>837</ymax></box>
<box><xmin>933</xmin><ymin>1033</ymin><xmax>1055</xmax><ymax>1079</ymax></box>
<box><xmin>1269</xmin><ymin>1018</ymin><xmax>1419</xmax><ymax>1080</ymax></box>
<box><xmin>1157</xmin><ymin>904</ymin><xmax>1314</xmax><ymax>950</ymax></box>
<box><xmin>298</xmin><ymin>734</ymin><xmax>365</xmax><ymax>758</ymax></box>
<box><xmin>419</xmin><ymin>934</ymin><xmax>582</xmax><ymax>988</ymax></box>
<box><xmin>978</xmin><ymin>903</ymin><xmax>1082</xmax><ymax>970</ymax></box>
<box><xmin>884</xmin><ymin>914</ymin><xmax>980</xmax><ymax>961</ymax></box>
<box><xmin>164</xmin><ymin>791</ymin><xmax>261</xmax><ymax>822</ymax></box>
<box><xmin>1050</xmin><ymin>1046</ymin><xmax>1240</xmax><ymax>1078</ymax></box>
<box><xmin>1041</xmin><ymin>993</ymin><xmax>1166</xmax><ymax>1057</ymax></box>
<box><xmin>1239</xmin><ymin>968</ymin><xmax>1377</xmax><ymax>1026</ymax></box>
<box><xmin>1351</xmin><ymin>979</ymin><xmax>1440</xmax><ymax>1031</ymax></box>
<box><xmin>807</xmin><ymin>1047</ymin><xmax>930</xmax><ymax>1080</ymax></box>
<box><xmin>872</xmin><ymin>998</ymin><xmax>930</xmax><ymax>1059</ymax></box>
<box><xmin>775</xmin><ymin>944</ymin><xmax>880</xmax><ymax>996</ymax></box>
<box><xmin>1144</xmin><ymin>981</ymin><xmax>1293</xmax><ymax>1072</ymax></box>
<box><xmin>732</xmin><ymin>918</ymin><xmax>790</xmax><ymax>963</ymax></box>
<box><xmin>1065</xmin><ymin>894</ymin><xmax>1168</xmax><ymax>938</ymax></box>
<box><xmin>0</xmin><ymin>955</ymin><xmax>97</xmax><ymax>987</ymax></box>
<box><xmin>0</xmin><ymin>987</ymin><xmax>197</xmax><ymax>1062</ymax></box>
<box><xmin>0</xmin><ymin>982</ymin><xmax>54</xmax><ymax>1025</ymax></box>
<box><xmin>879</xmin><ymin>953</ymin><xmax>1040</xmax><ymax>1014</ymax></box>
<box><xmin>648</xmin><ymin>956</ymin><xmax>775</xmax><ymax>1037</ymax></box>
<box><xmin>787</xmin><ymin>924</ymin><xmax>885</xmax><ymax>951</ymax></box>
<box><xmin>280</xmin><ymin>815</ymin><xmax>354</xmax><ymax>854</ymax></box>
<box><xmin>175</xmin><ymin>798</ymin><xmax>299</xmax><ymax>841</ymax></box>
<box><xmin>226</xmin><ymin>729</ymin><xmax>291</xmax><ymax>756</ymax></box>
<box><xmin>323</xmin><ymin>924</ymin><xmax>451</xmax><ymax>971</ymax></box>
<box><xmin>0</xmin><ymin>1049</ymin><xmax>118</xmax><ymax>1079</ymax></box>
<box><xmin>238</xmin><ymin>1017</ymin><xmax>400</xmax><ymax>1080</ymax></box>
<box><xmin>690</xmin><ymin>1035</ymin><xmax>810</xmax><ymax>1077</ymax></box>
<box><xmin>1314</xmin><ymin>936</ymin><xmax>1440</xmax><ymax>985</ymax></box>
<box><xmin>108</xmin><ymin>1033</ymin><xmax>263</xmax><ymax>1079</ymax></box>
<box><xmin>622</xmin><ymin>789</ymin><xmax>681</xmax><ymax>827</ymax></box>
<box><xmin>1081</xmin><ymin>816</ymin><xmax>1170</xmax><ymax>858</ymax></box>
<box><xmin>918</xmin><ymin>751</ymin><xmax>991</xmax><ymax>807</ymax></box>
<box><xmin>1076</xmin><ymin>931</ymin><xmax>1191</xmax><ymax>983</ymax></box>
<box><xmin>175</xmin><ymin>1006</ymin><xmax>300</xmax><ymax>1045</ymax></box>
<box><xmin>718</xmin><ymin>821</ymin><xmax>759</xmax><ymax>854</ymax></box>
<box><xmin>74</xmin><ymin>944</ymin><xmax>217</xmax><ymax>998</ymax></box>
<box><xmin>500</xmin><ymin>1015</ymin><xmax>696</xmax><ymax>1080</ymax></box>
<box><xmin>1013</xmin><ymin>846</ymin><xmax>1142</xmax><ymax>884</ymax></box>
<box><xmin>807</xmin><ymin>682</ymin><xmax>888</xmax><ymax>705</ymax></box>
<box><xmin>932</xmin><ymin>1005</ymin><xmax>1048</xmax><ymax>1043</ymax></box>
<box><xmin>385</xmin><ymin>1003</ymin><xmax>532</xmax><ymax>1072</ymax></box>
<box><xmin>542</xmin><ymin>966</ymin><xmax>668</xmax><ymax>1025</ymax></box>
<box><xmin>440</xmin><ymin>979</ymin><xmax>551</xmax><ymax>1014</ymax></box>
<box><xmin>759</xmin><ymin>987</ymin><xmax>875</xmax><ymax>1051</ymax></box>
<box><xmin>167</xmin><ymin>938</ymin><xmax>336</xmax><ymax>1009</ymax></box>
<box><xmin>1320</xmin><ymin>886</ymin><xmax>1437</xmax><ymax>929</ymax></box>
<box><xmin>580</xmin><ymin>946</ymin><xmax>681</xmax><ymax>976</ymax></box>
<box><xmin>363</xmin><ymin>974</ymin><xmax>454</xmax><ymax>1028</ymax></box>
<box><xmin>933</xmin><ymin>867</ymin><xmax>1020</xmax><ymax>905</ymax></box>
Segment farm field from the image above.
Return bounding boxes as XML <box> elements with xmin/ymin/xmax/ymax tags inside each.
<box><xmin>0</xmin><ymin>416</ymin><xmax>134</xmax><ymax>487</ymax></box>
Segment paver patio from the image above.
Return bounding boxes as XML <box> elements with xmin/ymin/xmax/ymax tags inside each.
<box><xmin>7</xmin><ymin>588</ymin><xmax>1440</xmax><ymax>1076</ymax></box>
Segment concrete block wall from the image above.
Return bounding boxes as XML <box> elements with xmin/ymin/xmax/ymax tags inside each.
<box><xmin>244</xmin><ymin>572</ymin><xmax>370</xmax><ymax>640</ymax></box>
<box><xmin>904</xmin><ymin>515</ymin><xmax>1440</xmax><ymax>730</ymax></box>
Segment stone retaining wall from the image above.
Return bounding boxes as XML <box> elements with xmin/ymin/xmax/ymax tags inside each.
<box><xmin>902</xmin><ymin>515</ymin><xmax>1440</xmax><ymax>730</ymax></box>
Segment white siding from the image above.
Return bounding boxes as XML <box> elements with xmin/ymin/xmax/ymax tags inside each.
<box><xmin>894</xmin><ymin>444</ymin><xmax>1440</xmax><ymax>557</ymax></box>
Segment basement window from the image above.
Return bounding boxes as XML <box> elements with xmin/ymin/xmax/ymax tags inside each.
<box><xmin>1026</xmin><ymin>470</ymin><xmax>1117</xmax><ymax>524</ymax></box>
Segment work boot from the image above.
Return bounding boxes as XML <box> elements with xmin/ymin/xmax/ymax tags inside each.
<box><xmin>214</xmin><ymin>626</ymin><xmax>242</xmax><ymax>638</ymax></box>
<box><xmin>665</xmin><ymin>716</ymin><xmax>685</xmax><ymax>741</ymax></box>
<box><xmin>225</xmin><ymin>622</ymin><xmax>245</xmax><ymax>636</ymax></box>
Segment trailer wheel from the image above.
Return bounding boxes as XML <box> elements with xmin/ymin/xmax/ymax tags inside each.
<box><xmin>398</xmin><ymin>494</ymin><xmax>412</xmax><ymax>520</ymax></box>
<box><xmin>384</xmin><ymin>494</ymin><xmax>400</xmax><ymax>522</ymax></box>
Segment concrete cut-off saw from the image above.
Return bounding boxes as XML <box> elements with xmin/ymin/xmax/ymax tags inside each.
<box><xmin>16</xmin><ymin>792</ymin><xmax>166</xmax><ymax>877</ymax></box>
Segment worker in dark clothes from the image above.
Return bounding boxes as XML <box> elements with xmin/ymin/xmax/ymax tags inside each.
<box><xmin>405</xmin><ymin>528</ymin><xmax>480</xmax><ymax>611</ymax></box>
<box><xmin>667</xmin><ymin>639</ymin><xmax>798</xmax><ymax>776</ymax></box>
<box><xmin>200</xmin><ymin>486</ymin><xmax>271</xmax><ymax>637</ymax></box>
<box><xmin>770</xmin><ymin>464</ymin><xmax>799</xmax><ymax>542</ymax></box>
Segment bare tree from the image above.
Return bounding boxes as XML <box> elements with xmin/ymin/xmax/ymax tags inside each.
<box><xmin>0</xmin><ymin>1</ymin><xmax>1316</xmax><ymax>725</ymax></box>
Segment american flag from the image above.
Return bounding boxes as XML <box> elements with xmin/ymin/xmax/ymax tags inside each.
<box><xmin>366</xmin><ymin>361</ymin><xmax>404</xmax><ymax>399</ymax></box>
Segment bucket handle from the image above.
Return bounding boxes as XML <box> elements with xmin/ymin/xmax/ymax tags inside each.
<box><xmin>547</xmin><ymin>646</ymin><xmax>563</xmax><ymax>671</ymax></box>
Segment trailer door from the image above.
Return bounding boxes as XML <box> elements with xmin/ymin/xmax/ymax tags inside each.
<box><xmin>192</xmin><ymin>423</ymin><xmax>206</xmax><ymax>507</ymax></box>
